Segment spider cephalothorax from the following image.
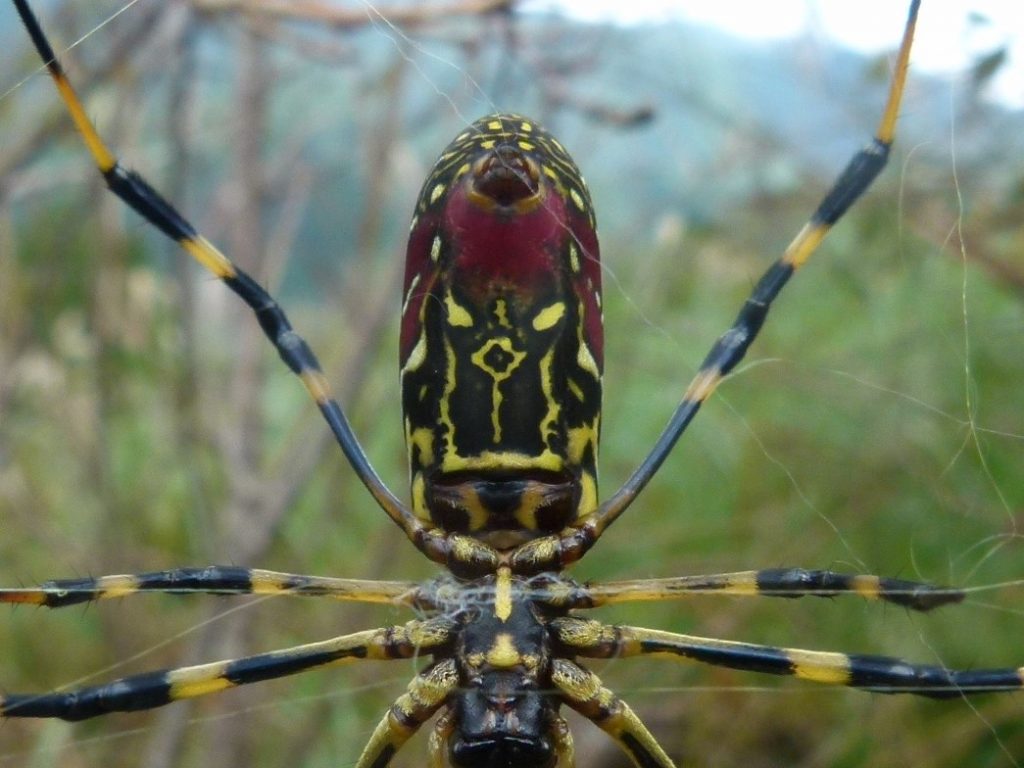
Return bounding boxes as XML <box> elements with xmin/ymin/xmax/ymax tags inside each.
<box><xmin>7</xmin><ymin>2</ymin><xmax>1024</xmax><ymax>767</ymax></box>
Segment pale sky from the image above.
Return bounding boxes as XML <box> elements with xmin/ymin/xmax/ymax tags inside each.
<box><xmin>523</xmin><ymin>1</ymin><xmax>1024</xmax><ymax>108</ymax></box>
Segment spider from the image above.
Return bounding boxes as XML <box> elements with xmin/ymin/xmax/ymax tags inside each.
<box><xmin>4</xmin><ymin>0</ymin><xmax>1023</xmax><ymax>766</ymax></box>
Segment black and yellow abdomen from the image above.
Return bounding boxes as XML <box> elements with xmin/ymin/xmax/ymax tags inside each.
<box><xmin>400</xmin><ymin>115</ymin><xmax>603</xmax><ymax>548</ymax></box>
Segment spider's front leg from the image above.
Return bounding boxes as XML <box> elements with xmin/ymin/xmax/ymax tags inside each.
<box><xmin>553</xmin><ymin>617</ymin><xmax>1024</xmax><ymax>698</ymax></box>
<box><xmin>510</xmin><ymin>0</ymin><xmax>921</xmax><ymax>576</ymax></box>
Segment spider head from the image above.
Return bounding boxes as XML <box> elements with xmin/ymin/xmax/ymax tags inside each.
<box><xmin>449</xmin><ymin>670</ymin><xmax>556</xmax><ymax>768</ymax></box>
<box><xmin>447</xmin><ymin>583</ymin><xmax>559</xmax><ymax>768</ymax></box>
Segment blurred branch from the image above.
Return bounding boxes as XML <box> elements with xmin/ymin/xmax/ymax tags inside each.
<box><xmin>194</xmin><ymin>0</ymin><xmax>515</xmax><ymax>28</ymax></box>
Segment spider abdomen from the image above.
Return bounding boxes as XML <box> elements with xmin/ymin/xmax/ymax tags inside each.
<box><xmin>401</xmin><ymin>114</ymin><xmax>603</xmax><ymax>548</ymax></box>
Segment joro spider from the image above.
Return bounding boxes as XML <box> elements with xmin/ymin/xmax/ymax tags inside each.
<box><xmin>5</xmin><ymin>1</ymin><xmax>1023</xmax><ymax>766</ymax></box>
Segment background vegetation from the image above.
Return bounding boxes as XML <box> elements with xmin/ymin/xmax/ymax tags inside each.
<box><xmin>1</xmin><ymin>1</ymin><xmax>1022</xmax><ymax>767</ymax></box>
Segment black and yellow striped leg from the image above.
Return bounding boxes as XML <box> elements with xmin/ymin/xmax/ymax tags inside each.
<box><xmin>10</xmin><ymin>0</ymin><xmax>484</xmax><ymax>569</ymax></box>
<box><xmin>553</xmin><ymin>618</ymin><xmax>1024</xmax><ymax>698</ymax></box>
<box><xmin>509</xmin><ymin>0</ymin><xmax>922</xmax><ymax>576</ymax></box>
<box><xmin>0</xmin><ymin>618</ymin><xmax>454</xmax><ymax>721</ymax></box>
<box><xmin>550</xmin><ymin>659</ymin><xmax>675</xmax><ymax>768</ymax></box>
<box><xmin>428</xmin><ymin>707</ymin><xmax>456</xmax><ymax>768</ymax></box>
<box><xmin>357</xmin><ymin>658</ymin><xmax>459</xmax><ymax>768</ymax></box>
<box><xmin>0</xmin><ymin>566</ymin><xmax>420</xmax><ymax>608</ymax></box>
<box><xmin>550</xmin><ymin>713</ymin><xmax>576</xmax><ymax>767</ymax></box>
<box><xmin>577</xmin><ymin>567</ymin><xmax>962</xmax><ymax>612</ymax></box>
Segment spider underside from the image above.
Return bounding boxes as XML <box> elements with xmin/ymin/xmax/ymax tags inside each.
<box><xmin>6</xmin><ymin>2</ymin><xmax>1024</xmax><ymax>767</ymax></box>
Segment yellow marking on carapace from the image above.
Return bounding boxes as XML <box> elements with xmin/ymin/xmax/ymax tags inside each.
<box><xmin>569</xmin><ymin>188</ymin><xmax>586</xmax><ymax>212</ymax></box>
<box><xmin>518</xmin><ymin>140</ymin><xmax>535</xmax><ymax>151</ymax></box>
<box><xmin>543</xmin><ymin>166</ymin><xmax>560</xmax><ymax>182</ymax></box>
<box><xmin>532</xmin><ymin>302</ymin><xmax>566</xmax><ymax>331</ymax></box>
<box><xmin>401</xmin><ymin>334</ymin><xmax>428</xmax><ymax>376</ymax></box>
<box><xmin>480</xmin><ymin>139</ymin><xmax>496</xmax><ymax>150</ymax></box>
<box><xmin>168</xmin><ymin>669</ymin><xmax>234</xmax><ymax>700</ymax></box>
<box><xmin>520</xmin><ymin>120</ymin><xmax>533</xmax><ymax>132</ymax></box>
<box><xmin>495</xmin><ymin>567</ymin><xmax>514</xmax><ymax>621</ymax></box>
<box><xmin>299</xmin><ymin>369</ymin><xmax>332</xmax><ymax>405</ymax></box>
<box><xmin>782</xmin><ymin>222</ymin><xmax>829</xmax><ymax>269</ymax></box>
<box><xmin>430</xmin><ymin>234</ymin><xmax>442</xmax><ymax>262</ymax></box>
<box><xmin>569</xmin><ymin>242</ymin><xmax>580</xmax><ymax>272</ymax></box>
<box><xmin>470</xmin><ymin>337</ymin><xmax>527</xmax><ymax>443</ymax></box>
<box><xmin>487</xmin><ymin>119</ymin><xmax>502</xmax><ymax>131</ymax></box>
<box><xmin>444</xmin><ymin>290</ymin><xmax>473</xmax><ymax>327</ymax></box>
<box><xmin>682</xmin><ymin>366</ymin><xmax>722</xmax><ymax>404</ymax></box>
<box><xmin>789</xmin><ymin>649</ymin><xmax>852</xmax><ymax>685</ymax></box>
<box><xmin>430</xmin><ymin>183</ymin><xmax>446</xmax><ymax>205</ymax></box>
<box><xmin>181</xmin><ymin>236</ymin><xmax>236</xmax><ymax>279</ymax></box>
<box><xmin>576</xmin><ymin>340</ymin><xmax>600</xmax><ymax>379</ymax></box>
<box><xmin>487</xmin><ymin>633</ymin><xmax>521</xmax><ymax>667</ymax></box>
<box><xmin>851</xmin><ymin>575</ymin><xmax>882</xmax><ymax>600</ymax></box>
<box><xmin>454</xmin><ymin>161</ymin><xmax>471</xmax><ymax>180</ymax></box>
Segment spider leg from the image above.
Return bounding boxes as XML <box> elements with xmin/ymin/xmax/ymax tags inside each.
<box><xmin>9</xmin><ymin>0</ymin><xmax>487</xmax><ymax>570</ymax></box>
<box><xmin>509</xmin><ymin>0</ymin><xmax>921</xmax><ymax>575</ymax></box>
<box><xmin>0</xmin><ymin>618</ymin><xmax>454</xmax><ymax>721</ymax></box>
<box><xmin>428</xmin><ymin>708</ymin><xmax>456</xmax><ymax>768</ymax></box>
<box><xmin>553</xmin><ymin>618</ymin><xmax>1024</xmax><ymax>698</ymax></box>
<box><xmin>0</xmin><ymin>566</ymin><xmax>421</xmax><ymax>609</ymax></box>
<box><xmin>550</xmin><ymin>713</ymin><xmax>576</xmax><ymax>768</ymax></box>
<box><xmin>550</xmin><ymin>658</ymin><xmax>675</xmax><ymax>768</ymax></box>
<box><xmin>357</xmin><ymin>658</ymin><xmax>459</xmax><ymax>768</ymax></box>
<box><xmin>575</xmin><ymin>568</ymin><xmax>962</xmax><ymax>612</ymax></box>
